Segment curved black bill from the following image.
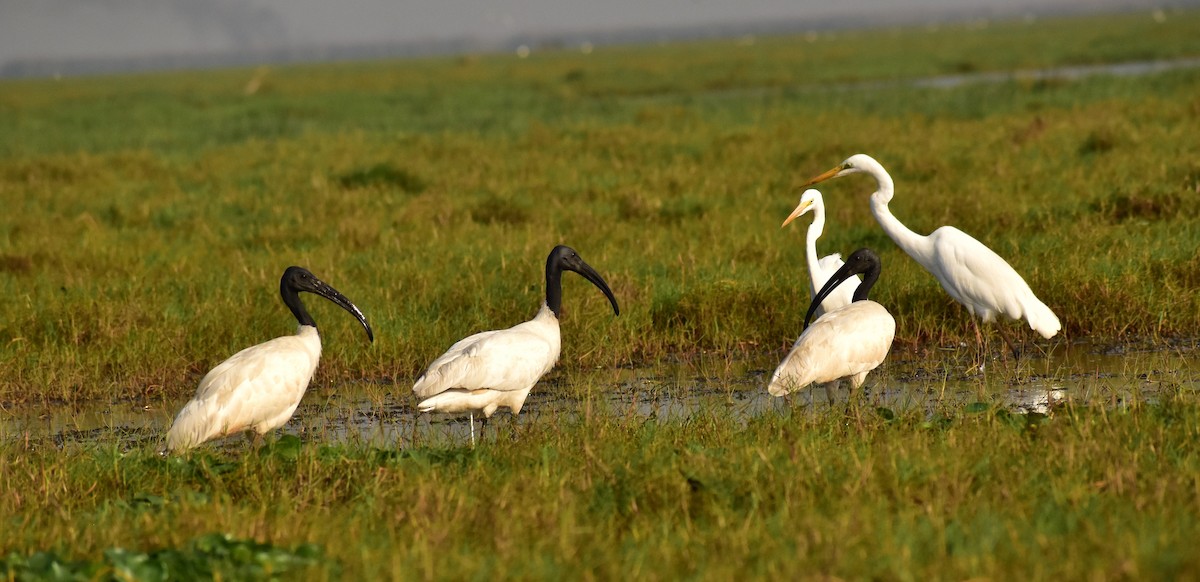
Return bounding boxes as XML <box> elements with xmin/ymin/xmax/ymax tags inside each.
<box><xmin>570</xmin><ymin>260</ymin><xmax>620</xmax><ymax>316</ymax></box>
<box><xmin>803</xmin><ymin>248</ymin><xmax>881</xmax><ymax>329</ymax></box>
<box><xmin>312</xmin><ymin>281</ymin><xmax>375</xmax><ymax>342</ymax></box>
<box><xmin>804</xmin><ymin>259</ymin><xmax>858</xmax><ymax>329</ymax></box>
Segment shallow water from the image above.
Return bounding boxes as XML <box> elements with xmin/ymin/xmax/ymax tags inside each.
<box><xmin>2</xmin><ymin>339</ymin><xmax>1197</xmax><ymax>451</ymax></box>
<box><xmin>909</xmin><ymin>57</ymin><xmax>1200</xmax><ymax>89</ymax></box>
<box><xmin>625</xmin><ymin>56</ymin><xmax>1200</xmax><ymax>105</ymax></box>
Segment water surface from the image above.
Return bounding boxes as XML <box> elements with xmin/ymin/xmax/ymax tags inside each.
<box><xmin>3</xmin><ymin>339</ymin><xmax>1197</xmax><ymax>451</ymax></box>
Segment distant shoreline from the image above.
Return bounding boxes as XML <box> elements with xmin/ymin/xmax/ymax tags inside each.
<box><xmin>2</xmin><ymin>2</ymin><xmax>1186</xmax><ymax>80</ymax></box>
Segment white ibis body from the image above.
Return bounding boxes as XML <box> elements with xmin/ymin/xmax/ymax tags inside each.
<box><xmin>413</xmin><ymin>245</ymin><xmax>619</xmax><ymax>440</ymax></box>
<box><xmin>769</xmin><ymin>248</ymin><xmax>895</xmax><ymax>399</ymax></box>
<box><xmin>165</xmin><ymin>267</ymin><xmax>374</xmax><ymax>452</ymax></box>
<box><xmin>781</xmin><ymin>189</ymin><xmax>861</xmax><ymax>319</ymax></box>
<box><xmin>803</xmin><ymin>154</ymin><xmax>1060</xmax><ymax>342</ymax></box>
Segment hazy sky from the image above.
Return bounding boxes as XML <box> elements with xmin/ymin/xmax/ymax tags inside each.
<box><xmin>0</xmin><ymin>0</ymin><xmax>1178</xmax><ymax>65</ymax></box>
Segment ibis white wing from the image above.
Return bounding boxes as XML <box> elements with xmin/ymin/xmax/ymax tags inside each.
<box><xmin>413</xmin><ymin>320</ymin><xmax>560</xmax><ymax>398</ymax></box>
<box><xmin>769</xmin><ymin>301</ymin><xmax>895</xmax><ymax>396</ymax></box>
<box><xmin>166</xmin><ymin>331</ymin><xmax>321</xmax><ymax>450</ymax></box>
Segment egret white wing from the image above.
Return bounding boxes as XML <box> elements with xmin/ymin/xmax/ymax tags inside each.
<box><xmin>928</xmin><ymin>227</ymin><xmax>1059</xmax><ymax>336</ymax></box>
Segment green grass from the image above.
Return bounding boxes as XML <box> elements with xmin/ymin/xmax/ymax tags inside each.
<box><xmin>3</xmin><ymin>9</ymin><xmax>1199</xmax><ymax>402</ymax></box>
<box><xmin>2</xmin><ymin>11</ymin><xmax>1200</xmax><ymax>577</ymax></box>
<box><xmin>3</xmin><ymin>398</ymin><xmax>1200</xmax><ymax>579</ymax></box>
<box><xmin>1</xmin><ymin>533</ymin><xmax>326</xmax><ymax>580</ymax></box>
<box><xmin>1</xmin><ymin>15</ymin><xmax>1199</xmax><ymax>404</ymax></box>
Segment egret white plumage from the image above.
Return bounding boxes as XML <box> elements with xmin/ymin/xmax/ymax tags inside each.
<box><xmin>165</xmin><ymin>266</ymin><xmax>373</xmax><ymax>452</ymax></box>
<box><xmin>781</xmin><ymin>188</ymin><xmax>861</xmax><ymax>318</ymax></box>
<box><xmin>413</xmin><ymin>245</ymin><xmax>619</xmax><ymax>443</ymax></box>
<box><xmin>768</xmin><ymin>248</ymin><xmax>895</xmax><ymax>401</ymax></box>
<box><xmin>803</xmin><ymin>154</ymin><xmax>1060</xmax><ymax>353</ymax></box>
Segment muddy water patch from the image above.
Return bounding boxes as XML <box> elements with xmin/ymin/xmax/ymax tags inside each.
<box><xmin>911</xmin><ymin>57</ymin><xmax>1200</xmax><ymax>89</ymax></box>
<box><xmin>3</xmin><ymin>340</ymin><xmax>1198</xmax><ymax>450</ymax></box>
<box><xmin>621</xmin><ymin>56</ymin><xmax>1200</xmax><ymax>104</ymax></box>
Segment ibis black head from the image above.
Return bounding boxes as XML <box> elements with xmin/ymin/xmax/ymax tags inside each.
<box><xmin>803</xmin><ymin>248</ymin><xmax>883</xmax><ymax>329</ymax></box>
<box><xmin>280</xmin><ymin>266</ymin><xmax>374</xmax><ymax>342</ymax></box>
<box><xmin>544</xmin><ymin>245</ymin><xmax>620</xmax><ymax>319</ymax></box>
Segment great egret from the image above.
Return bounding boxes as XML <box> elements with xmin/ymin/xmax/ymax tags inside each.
<box><xmin>768</xmin><ymin>248</ymin><xmax>895</xmax><ymax>401</ymax></box>
<box><xmin>803</xmin><ymin>154</ymin><xmax>1060</xmax><ymax>354</ymax></box>
<box><xmin>781</xmin><ymin>188</ymin><xmax>861</xmax><ymax>318</ymax></box>
<box><xmin>165</xmin><ymin>266</ymin><xmax>374</xmax><ymax>452</ymax></box>
<box><xmin>413</xmin><ymin>245</ymin><xmax>619</xmax><ymax>443</ymax></box>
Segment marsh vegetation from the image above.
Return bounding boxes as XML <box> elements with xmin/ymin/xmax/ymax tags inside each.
<box><xmin>2</xmin><ymin>9</ymin><xmax>1200</xmax><ymax>580</ymax></box>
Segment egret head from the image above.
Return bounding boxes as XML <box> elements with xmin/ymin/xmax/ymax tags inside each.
<box><xmin>781</xmin><ymin>189</ymin><xmax>823</xmax><ymax>228</ymax></box>
<box><xmin>803</xmin><ymin>153</ymin><xmax>882</xmax><ymax>186</ymax></box>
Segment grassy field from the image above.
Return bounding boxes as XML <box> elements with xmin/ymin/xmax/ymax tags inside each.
<box><xmin>0</xmin><ymin>10</ymin><xmax>1198</xmax><ymax>403</ymax></box>
<box><xmin>2</xmin><ymin>8</ymin><xmax>1200</xmax><ymax>579</ymax></box>
<box><xmin>5</xmin><ymin>398</ymin><xmax>1200</xmax><ymax>579</ymax></box>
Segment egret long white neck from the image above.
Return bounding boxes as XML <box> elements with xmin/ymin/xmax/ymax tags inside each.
<box><xmin>867</xmin><ymin>171</ymin><xmax>934</xmax><ymax>264</ymax></box>
<box><xmin>805</xmin><ymin>204</ymin><xmax>826</xmax><ymax>289</ymax></box>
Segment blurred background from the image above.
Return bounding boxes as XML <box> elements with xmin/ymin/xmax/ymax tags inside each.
<box><xmin>2</xmin><ymin>0</ymin><xmax>1189</xmax><ymax>78</ymax></box>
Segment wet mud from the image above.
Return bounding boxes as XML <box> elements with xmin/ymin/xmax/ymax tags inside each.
<box><xmin>3</xmin><ymin>339</ymin><xmax>1197</xmax><ymax>451</ymax></box>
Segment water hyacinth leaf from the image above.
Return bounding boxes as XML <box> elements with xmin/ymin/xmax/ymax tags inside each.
<box><xmin>966</xmin><ymin>402</ymin><xmax>990</xmax><ymax>414</ymax></box>
<box><xmin>1</xmin><ymin>551</ymin><xmax>95</xmax><ymax>580</ymax></box>
<box><xmin>105</xmin><ymin>548</ymin><xmax>168</xmax><ymax>582</ymax></box>
<box><xmin>1</xmin><ymin>535</ymin><xmax>326</xmax><ymax>581</ymax></box>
